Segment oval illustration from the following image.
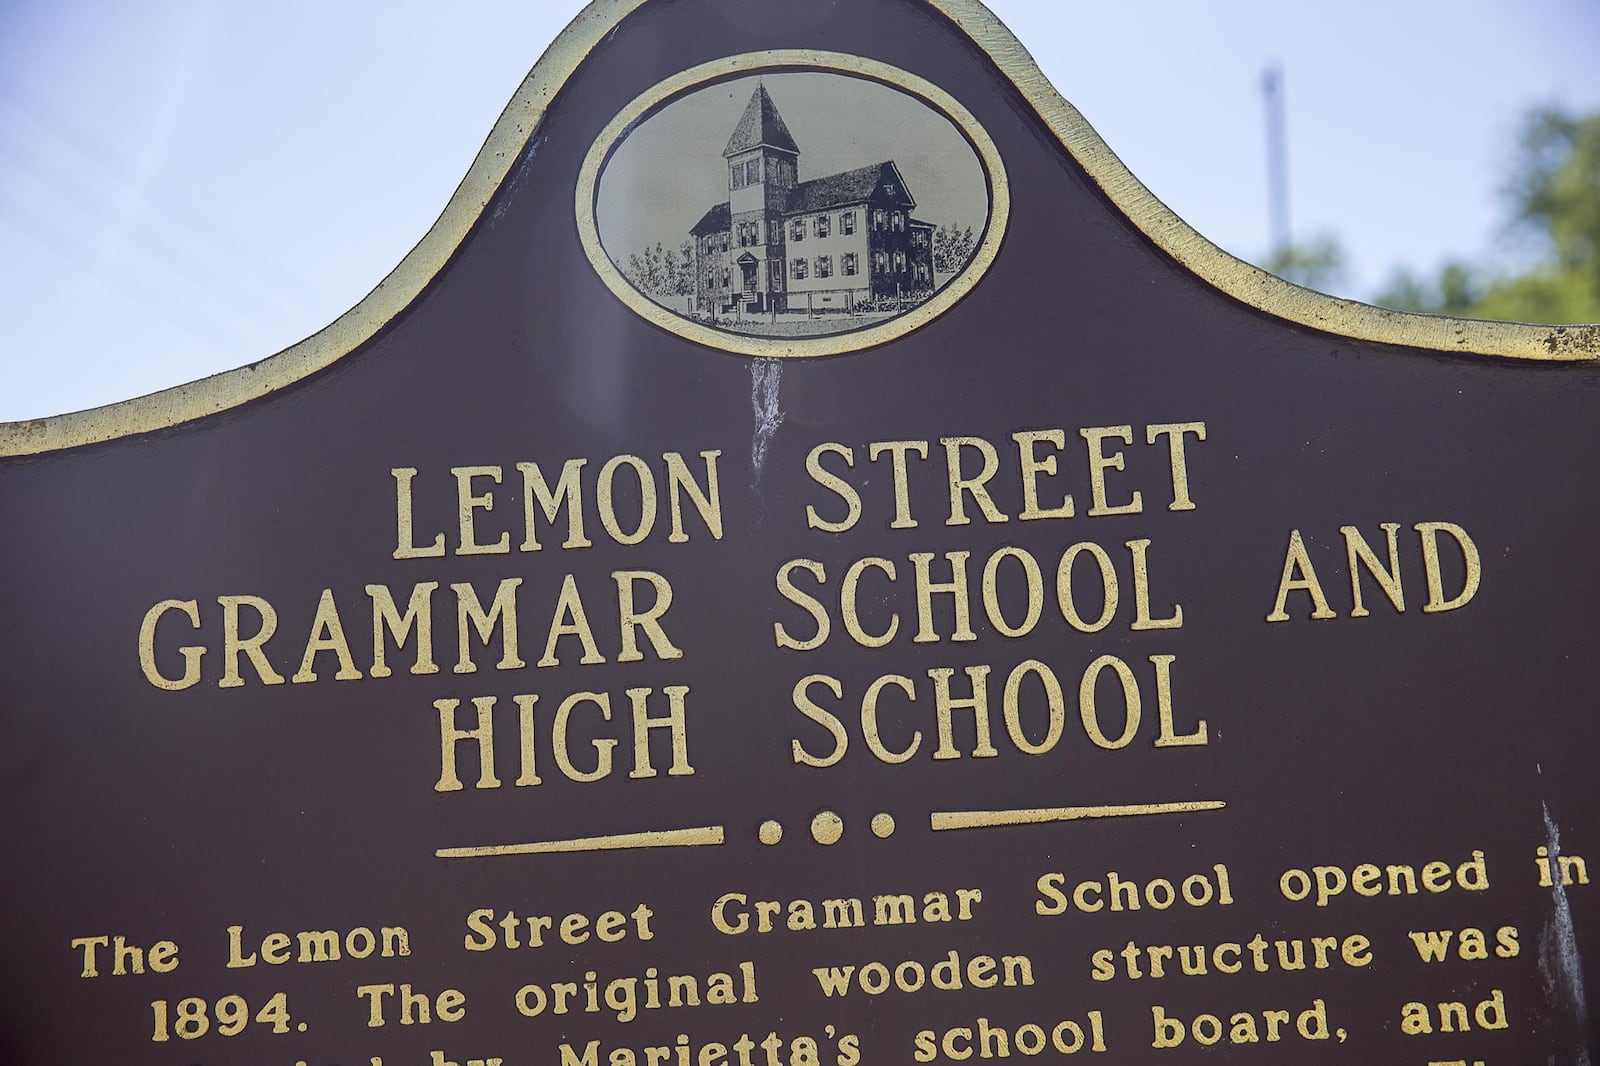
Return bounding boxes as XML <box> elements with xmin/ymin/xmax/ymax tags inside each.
<box><xmin>577</xmin><ymin>51</ymin><xmax>1007</xmax><ymax>357</ymax></box>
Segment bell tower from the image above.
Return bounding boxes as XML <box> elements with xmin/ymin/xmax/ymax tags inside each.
<box><xmin>724</xmin><ymin>83</ymin><xmax>799</xmax><ymax>216</ymax></box>
<box><xmin>723</xmin><ymin>84</ymin><xmax>799</xmax><ymax>310</ymax></box>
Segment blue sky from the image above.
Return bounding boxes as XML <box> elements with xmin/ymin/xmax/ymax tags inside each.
<box><xmin>2</xmin><ymin>0</ymin><xmax>1597</xmax><ymax>421</ymax></box>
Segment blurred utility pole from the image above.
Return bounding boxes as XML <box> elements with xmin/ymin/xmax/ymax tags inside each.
<box><xmin>1262</xmin><ymin>63</ymin><xmax>1290</xmax><ymax>255</ymax></box>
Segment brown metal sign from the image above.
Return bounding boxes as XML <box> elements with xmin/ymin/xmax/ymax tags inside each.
<box><xmin>2</xmin><ymin>1</ymin><xmax>1597</xmax><ymax>1063</ymax></box>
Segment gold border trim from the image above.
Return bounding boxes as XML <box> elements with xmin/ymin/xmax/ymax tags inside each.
<box><xmin>3</xmin><ymin>0</ymin><xmax>1594</xmax><ymax>456</ymax></box>
<box><xmin>573</xmin><ymin>51</ymin><xmax>1010</xmax><ymax>358</ymax></box>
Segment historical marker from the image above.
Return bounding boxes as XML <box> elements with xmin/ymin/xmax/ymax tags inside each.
<box><xmin>2</xmin><ymin>1</ymin><xmax>1597</xmax><ymax>1063</ymax></box>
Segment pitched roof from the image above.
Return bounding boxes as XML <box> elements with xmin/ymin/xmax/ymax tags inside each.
<box><xmin>690</xmin><ymin>202</ymin><xmax>729</xmax><ymax>236</ymax></box>
<box><xmin>785</xmin><ymin>161</ymin><xmax>912</xmax><ymax>214</ymax></box>
<box><xmin>724</xmin><ymin>85</ymin><xmax>799</xmax><ymax>158</ymax></box>
<box><xmin>688</xmin><ymin>162</ymin><xmax>920</xmax><ymax>236</ymax></box>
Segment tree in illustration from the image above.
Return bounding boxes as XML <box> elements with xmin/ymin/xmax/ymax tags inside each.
<box><xmin>934</xmin><ymin>223</ymin><xmax>977</xmax><ymax>275</ymax></box>
<box><xmin>622</xmin><ymin>240</ymin><xmax>696</xmax><ymax>298</ymax></box>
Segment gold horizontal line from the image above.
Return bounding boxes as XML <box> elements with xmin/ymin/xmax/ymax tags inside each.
<box><xmin>437</xmin><ymin>825</ymin><xmax>724</xmax><ymax>859</ymax></box>
<box><xmin>931</xmin><ymin>800</ymin><xmax>1225</xmax><ymax>831</ymax></box>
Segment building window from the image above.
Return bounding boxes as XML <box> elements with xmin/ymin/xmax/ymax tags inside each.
<box><xmin>885</xmin><ymin>182</ymin><xmax>898</xmax><ymax>198</ymax></box>
<box><xmin>721</xmin><ymin>268</ymin><xmax>731</xmax><ymax>288</ymax></box>
<box><xmin>912</xmin><ymin>229</ymin><xmax>928</xmax><ymax>247</ymax></box>
<box><xmin>892</xmin><ymin>211</ymin><xmax>905</xmax><ymax>232</ymax></box>
<box><xmin>731</xmin><ymin>165</ymin><xmax>745</xmax><ymax>191</ymax></box>
<box><xmin>770</xmin><ymin>261</ymin><xmax>784</xmax><ymax>288</ymax></box>
<box><xmin>872</xmin><ymin>209</ymin><xmax>886</xmax><ymax>231</ymax></box>
<box><xmin>707</xmin><ymin>270</ymin><xmax>715</xmax><ymax>289</ymax></box>
<box><xmin>815</xmin><ymin>215</ymin><xmax>830</xmax><ymax>238</ymax></box>
<box><xmin>790</xmin><ymin>218</ymin><xmax>805</xmax><ymax>241</ymax></box>
<box><xmin>816</xmin><ymin>255</ymin><xmax>832</xmax><ymax>278</ymax></box>
<box><xmin>893</xmin><ymin>251</ymin><xmax>906</xmax><ymax>272</ymax></box>
<box><xmin>720</xmin><ymin>233</ymin><xmax>729</xmax><ymax>252</ymax></box>
<box><xmin>874</xmin><ymin>251</ymin><xmax>888</xmax><ymax>274</ymax></box>
<box><xmin>747</xmin><ymin>159</ymin><xmax>761</xmax><ymax>185</ymax></box>
<box><xmin>841</xmin><ymin>211</ymin><xmax>856</xmax><ymax>235</ymax></box>
<box><xmin>842</xmin><ymin>252</ymin><xmax>858</xmax><ymax>276</ymax></box>
<box><xmin>791</xmin><ymin>257</ymin><xmax>807</xmax><ymax>280</ymax></box>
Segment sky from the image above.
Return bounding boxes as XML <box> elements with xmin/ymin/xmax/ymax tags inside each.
<box><xmin>1</xmin><ymin>0</ymin><xmax>1597</xmax><ymax>422</ymax></box>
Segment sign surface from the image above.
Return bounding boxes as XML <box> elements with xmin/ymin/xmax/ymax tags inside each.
<box><xmin>2</xmin><ymin>1</ymin><xmax>1598</xmax><ymax>1064</ymax></box>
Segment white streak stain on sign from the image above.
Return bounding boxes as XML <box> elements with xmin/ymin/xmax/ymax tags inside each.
<box><xmin>1539</xmin><ymin>788</ymin><xmax>1593</xmax><ymax>1066</ymax></box>
<box><xmin>749</xmin><ymin>359</ymin><xmax>783</xmax><ymax>479</ymax></box>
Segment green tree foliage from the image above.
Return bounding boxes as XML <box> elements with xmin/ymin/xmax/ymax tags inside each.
<box><xmin>1261</xmin><ymin>233</ymin><xmax>1347</xmax><ymax>293</ymax></box>
<box><xmin>1376</xmin><ymin>106</ymin><xmax>1600</xmax><ymax>323</ymax></box>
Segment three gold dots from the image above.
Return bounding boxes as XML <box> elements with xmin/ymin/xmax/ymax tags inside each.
<box><xmin>758</xmin><ymin>810</ymin><xmax>895</xmax><ymax>845</ymax></box>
